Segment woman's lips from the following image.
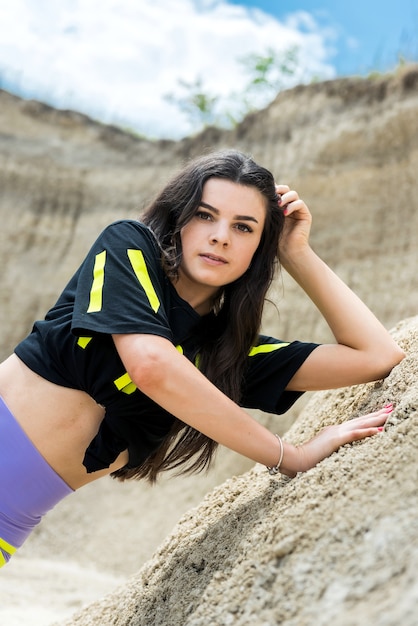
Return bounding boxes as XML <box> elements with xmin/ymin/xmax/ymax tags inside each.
<box><xmin>200</xmin><ymin>253</ymin><xmax>228</xmax><ymax>265</ymax></box>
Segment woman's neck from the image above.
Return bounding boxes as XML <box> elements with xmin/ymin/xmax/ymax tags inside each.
<box><xmin>170</xmin><ymin>276</ymin><xmax>219</xmax><ymax>315</ymax></box>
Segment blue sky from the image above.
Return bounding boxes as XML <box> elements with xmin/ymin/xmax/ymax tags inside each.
<box><xmin>229</xmin><ymin>0</ymin><xmax>418</xmax><ymax>75</ymax></box>
<box><xmin>0</xmin><ymin>1</ymin><xmax>416</xmax><ymax>139</ymax></box>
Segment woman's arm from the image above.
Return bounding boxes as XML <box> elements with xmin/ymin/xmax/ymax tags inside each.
<box><xmin>276</xmin><ymin>186</ymin><xmax>405</xmax><ymax>391</ymax></box>
<box><xmin>113</xmin><ymin>333</ymin><xmax>392</xmax><ymax>476</ymax></box>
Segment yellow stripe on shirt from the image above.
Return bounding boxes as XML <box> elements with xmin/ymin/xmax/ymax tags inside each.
<box><xmin>87</xmin><ymin>250</ymin><xmax>107</xmax><ymax>313</ymax></box>
<box><xmin>248</xmin><ymin>342</ymin><xmax>289</xmax><ymax>357</ymax></box>
<box><xmin>77</xmin><ymin>336</ymin><xmax>93</xmax><ymax>349</ymax></box>
<box><xmin>114</xmin><ymin>372</ymin><xmax>137</xmax><ymax>395</ymax></box>
<box><xmin>127</xmin><ymin>249</ymin><xmax>160</xmax><ymax>313</ymax></box>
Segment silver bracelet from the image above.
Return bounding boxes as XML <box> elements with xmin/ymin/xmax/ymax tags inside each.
<box><xmin>267</xmin><ymin>434</ymin><xmax>284</xmax><ymax>475</ymax></box>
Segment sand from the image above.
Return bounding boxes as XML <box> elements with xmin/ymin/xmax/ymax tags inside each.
<box><xmin>0</xmin><ymin>437</ymin><xmax>255</xmax><ymax>624</ymax></box>
<box><xmin>1</xmin><ymin>67</ymin><xmax>418</xmax><ymax>624</ymax></box>
<box><xmin>62</xmin><ymin>316</ymin><xmax>418</xmax><ymax>626</ymax></box>
<box><xmin>1</xmin><ymin>317</ymin><xmax>417</xmax><ymax>625</ymax></box>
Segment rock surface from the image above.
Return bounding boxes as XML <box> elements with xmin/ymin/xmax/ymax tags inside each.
<box><xmin>1</xmin><ymin>66</ymin><xmax>418</xmax><ymax>625</ymax></box>
<box><xmin>62</xmin><ymin>315</ymin><xmax>418</xmax><ymax>626</ymax></box>
<box><xmin>1</xmin><ymin>66</ymin><xmax>417</xmax><ymax>358</ymax></box>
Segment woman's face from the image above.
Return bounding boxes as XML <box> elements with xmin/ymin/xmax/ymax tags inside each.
<box><xmin>176</xmin><ymin>178</ymin><xmax>266</xmax><ymax>313</ymax></box>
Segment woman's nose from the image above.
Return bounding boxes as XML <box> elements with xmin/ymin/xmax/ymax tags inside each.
<box><xmin>210</xmin><ymin>222</ymin><xmax>230</xmax><ymax>246</ymax></box>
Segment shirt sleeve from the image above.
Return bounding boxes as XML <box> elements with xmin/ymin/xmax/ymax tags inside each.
<box><xmin>71</xmin><ymin>220</ymin><xmax>173</xmax><ymax>340</ymax></box>
<box><xmin>241</xmin><ymin>336</ymin><xmax>319</xmax><ymax>414</ymax></box>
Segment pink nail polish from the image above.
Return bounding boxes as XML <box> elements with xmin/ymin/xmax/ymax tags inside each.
<box><xmin>378</xmin><ymin>427</ymin><xmax>384</xmax><ymax>432</ymax></box>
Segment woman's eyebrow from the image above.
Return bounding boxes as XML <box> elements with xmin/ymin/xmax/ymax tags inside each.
<box><xmin>199</xmin><ymin>201</ymin><xmax>259</xmax><ymax>223</ymax></box>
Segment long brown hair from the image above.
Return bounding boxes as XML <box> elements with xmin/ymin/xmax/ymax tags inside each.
<box><xmin>112</xmin><ymin>150</ymin><xmax>284</xmax><ymax>482</ymax></box>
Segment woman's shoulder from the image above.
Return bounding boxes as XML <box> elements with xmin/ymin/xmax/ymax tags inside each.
<box><xmin>89</xmin><ymin>219</ymin><xmax>161</xmax><ymax>257</ymax></box>
<box><xmin>100</xmin><ymin>219</ymin><xmax>157</xmax><ymax>241</ymax></box>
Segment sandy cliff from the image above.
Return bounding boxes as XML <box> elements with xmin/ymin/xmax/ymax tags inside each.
<box><xmin>63</xmin><ymin>315</ymin><xmax>418</xmax><ymax>626</ymax></box>
<box><xmin>1</xmin><ymin>66</ymin><xmax>417</xmax><ymax>358</ymax></box>
<box><xmin>0</xmin><ymin>66</ymin><xmax>417</xmax><ymax>624</ymax></box>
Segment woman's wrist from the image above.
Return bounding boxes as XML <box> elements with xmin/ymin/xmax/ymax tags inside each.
<box><xmin>273</xmin><ymin>441</ymin><xmax>305</xmax><ymax>478</ymax></box>
<box><xmin>279</xmin><ymin>244</ymin><xmax>316</xmax><ymax>276</ymax></box>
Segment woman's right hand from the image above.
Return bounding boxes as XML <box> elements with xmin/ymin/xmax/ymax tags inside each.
<box><xmin>286</xmin><ymin>404</ymin><xmax>393</xmax><ymax>475</ymax></box>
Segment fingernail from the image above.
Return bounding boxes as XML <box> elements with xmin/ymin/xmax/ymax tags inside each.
<box><xmin>378</xmin><ymin>427</ymin><xmax>384</xmax><ymax>432</ymax></box>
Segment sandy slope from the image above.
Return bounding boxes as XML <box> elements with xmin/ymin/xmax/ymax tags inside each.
<box><xmin>1</xmin><ymin>68</ymin><xmax>418</xmax><ymax>625</ymax></box>
<box><xmin>62</xmin><ymin>316</ymin><xmax>418</xmax><ymax>626</ymax></box>
<box><xmin>0</xmin><ymin>443</ymin><xmax>255</xmax><ymax>624</ymax></box>
<box><xmin>2</xmin><ymin>317</ymin><xmax>416</xmax><ymax>626</ymax></box>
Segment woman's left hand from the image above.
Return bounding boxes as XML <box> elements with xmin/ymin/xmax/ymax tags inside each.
<box><xmin>276</xmin><ymin>184</ymin><xmax>312</xmax><ymax>261</ymax></box>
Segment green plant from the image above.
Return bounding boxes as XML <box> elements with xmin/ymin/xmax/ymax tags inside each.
<box><xmin>165</xmin><ymin>45</ymin><xmax>300</xmax><ymax>134</ymax></box>
<box><xmin>164</xmin><ymin>77</ymin><xmax>220</xmax><ymax>130</ymax></box>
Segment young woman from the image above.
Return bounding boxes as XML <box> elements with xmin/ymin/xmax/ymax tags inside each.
<box><xmin>0</xmin><ymin>150</ymin><xmax>404</xmax><ymax>568</ymax></box>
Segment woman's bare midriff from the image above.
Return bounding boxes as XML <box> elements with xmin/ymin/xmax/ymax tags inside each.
<box><xmin>0</xmin><ymin>354</ymin><xmax>128</xmax><ymax>490</ymax></box>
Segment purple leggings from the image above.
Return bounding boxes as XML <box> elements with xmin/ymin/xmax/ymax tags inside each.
<box><xmin>0</xmin><ymin>395</ymin><xmax>73</xmax><ymax>567</ymax></box>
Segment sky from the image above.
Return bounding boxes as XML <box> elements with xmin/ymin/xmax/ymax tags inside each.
<box><xmin>0</xmin><ymin>0</ymin><xmax>417</xmax><ymax>139</ymax></box>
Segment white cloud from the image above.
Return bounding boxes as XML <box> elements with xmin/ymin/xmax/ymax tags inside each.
<box><xmin>0</xmin><ymin>0</ymin><xmax>337</xmax><ymax>138</ymax></box>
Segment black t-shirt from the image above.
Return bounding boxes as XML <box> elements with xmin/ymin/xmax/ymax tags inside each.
<box><xmin>15</xmin><ymin>220</ymin><xmax>318</xmax><ymax>471</ymax></box>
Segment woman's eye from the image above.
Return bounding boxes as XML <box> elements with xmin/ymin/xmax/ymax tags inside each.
<box><xmin>235</xmin><ymin>223</ymin><xmax>252</xmax><ymax>233</ymax></box>
<box><xmin>196</xmin><ymin>211</ymin><xmax>212</xmax><ymax>221</ymax></box>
